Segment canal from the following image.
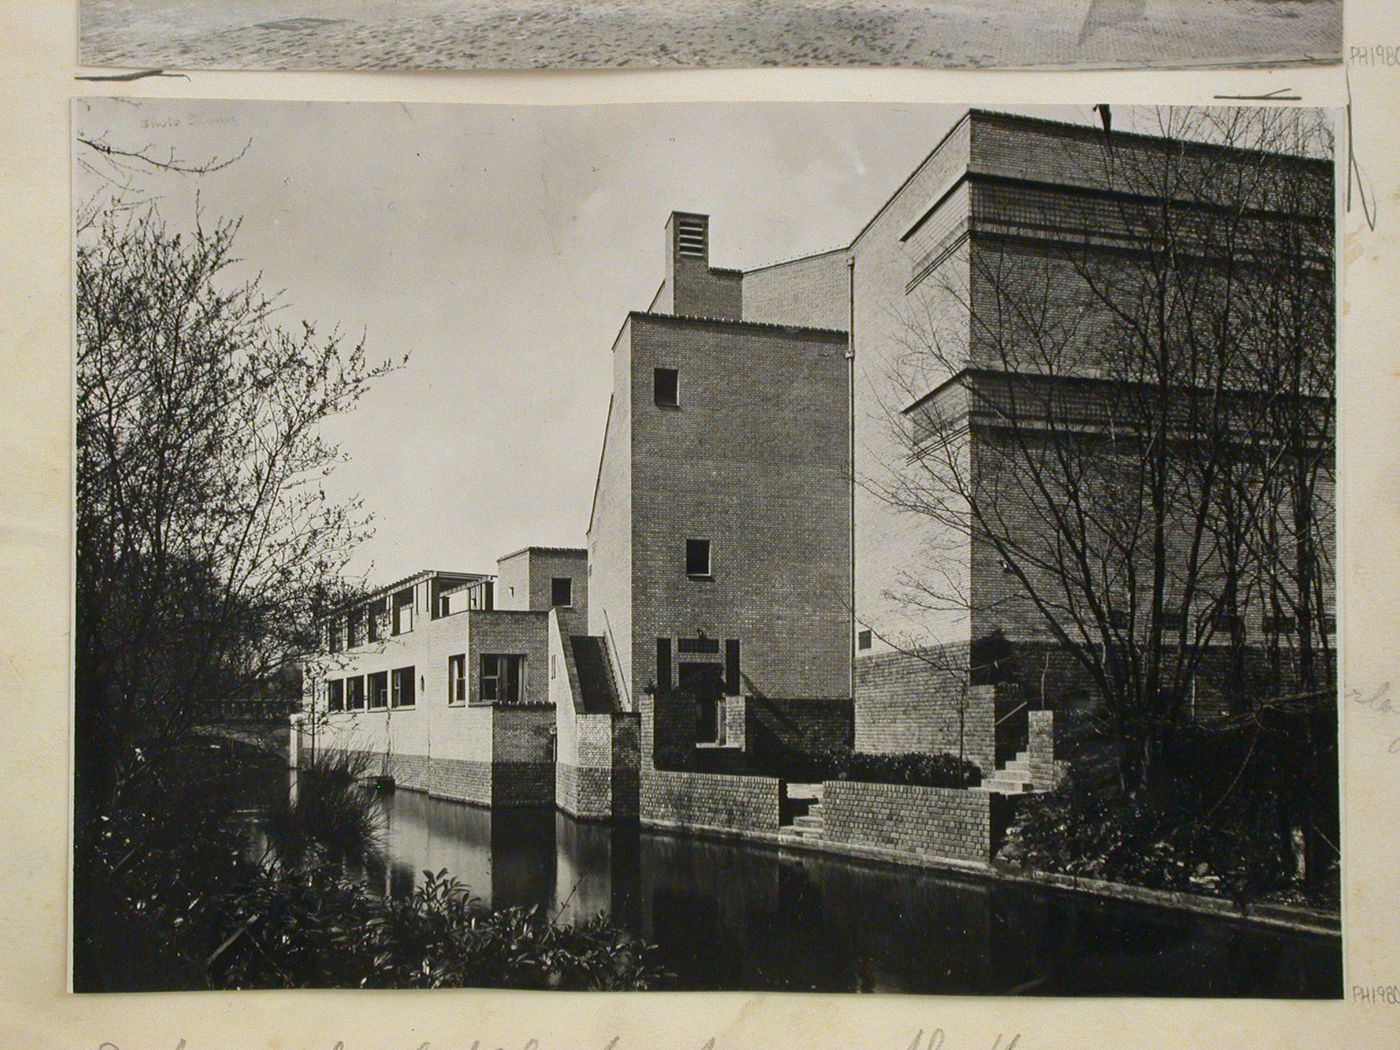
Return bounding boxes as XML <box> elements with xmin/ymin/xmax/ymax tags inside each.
<box><xmin>359</xmin><ymin>787</ymin><xmax>1341</xmax><ymax>997</ymax></box>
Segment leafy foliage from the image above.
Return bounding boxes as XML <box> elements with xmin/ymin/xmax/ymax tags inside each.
<box><xmin>1004</xmin><ymin>701</ymin><xmax>1339</xmax><ymax>908</ymax></box>
<box><xmin>807</xmin><ymin>746</ymin><xmax>983</xmax><ymax>789</ymax></box>
<box><xmin>210</xmin><ymin>868</ymin><xmax>666</xmax><ymax>990</ymax></box>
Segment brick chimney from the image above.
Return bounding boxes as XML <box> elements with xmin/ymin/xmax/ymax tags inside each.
<box><xmin>660</xmin><ymin>211</ymin><xmax>741</xmax><ymax>320</ymax></box>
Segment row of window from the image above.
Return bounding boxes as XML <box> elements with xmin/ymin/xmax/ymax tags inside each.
<box><xmin>328</xmin><ymin>653</ymin><xmax>526</xmax><ymax>711</ymax></box>
<box><xmin>326</xmin><ymin>666</ymin><xmax>416</xmax><ymax>712</ymax></box>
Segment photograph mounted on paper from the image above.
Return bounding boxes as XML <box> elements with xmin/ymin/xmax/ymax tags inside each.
<box><xmin>71</xmin><ymin>98</ymin><xmax>1341</xmax><ymax>996</ymax></box>
<box><xmin>77</xmin><ymin>0</ymin><xmax>1343</xmax><ymax>71</ymax></box>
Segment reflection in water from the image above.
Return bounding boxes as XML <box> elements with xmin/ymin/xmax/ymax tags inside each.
<box><xmin>368</xmin><ymin>788</ymin><xmax>1340</xmax><ymax>997</ymax></box>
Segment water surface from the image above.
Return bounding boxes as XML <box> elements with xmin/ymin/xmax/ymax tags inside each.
<box><xmin>366</xmin><ymin>788</ymin><xmax>1341</xmax><ymax>996</ymax></box>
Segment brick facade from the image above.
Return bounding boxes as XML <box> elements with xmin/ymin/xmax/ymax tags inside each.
<box><xmin>854</xmin><ymin>649</ymin><xmax>996</xmax><ymax>770</ymax></box>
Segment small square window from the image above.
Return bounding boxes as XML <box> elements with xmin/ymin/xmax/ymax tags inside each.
<box><xmin>551</xmin><ymin>576</ymin><xmax>573</xmax><ymax>607</ymax></box>
<box><xmin>654</xmin><ymin>367</ymin><xmax>680</xmax><ymax>407</ymax></box>
<box><xmin>857</xmin><ymin>629</ymin><xmax>872</xmax><ymax>651</ymax></box>
<box><xmin>685</xmin><ymin>538</ymin><xmax>711</xmax><ymax>578</ymax></box>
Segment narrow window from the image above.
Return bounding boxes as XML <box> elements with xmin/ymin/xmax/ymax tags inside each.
<box><xmin>724</xmin><ymin>639</ymin><xmax>741</xmax><ymax>696</ymax></box>
<box><xmin>447</xmin><ymin>654</ymin><xmax>467</xmax><ymax>704</ymax></box>
<box><xmin>550</xmin><ymin>653</ymin><xmax>558</xmax><ymax>680</ymax></box>
<box><xmin>685</xmin><ymin>538</ymin><xmax>711</xmax><ymax>578</ymax></box>
<box><xmin>857</xmin><ymin>629</ymin><xmax>872</xmax><ymax>651</ymax></box>
<box><xmin>654</xmin><ymin>367</ymin><xmax>680</xmax><ymax>407</ymax></box>
<box><xmin>346</xmin><ymin>676</ymin><xmax>366</xmax><ymax>711</ymax></box>
<box><xmin>1160</xmin><ymin>611</ymin><xmax>1186</xmax><ymax>633</ymax></box>
<box><xmin>392</xmin><ymin>666</ymin><xmax>415</xmax><ymax>707</ymax></box>
<box><xmin>551</xmin><ymin>576</ymin><xmax>573</xmax><ymax>607</ymax></box>
<box><xmin>656</xmin><ymin>638</ymin><xmax>672</xmax><ymax>694</ymax></box>
<box><xmin>326</xmin><ymin>679</ymin><xmax>344</xmax><ymax>713</ymax></box>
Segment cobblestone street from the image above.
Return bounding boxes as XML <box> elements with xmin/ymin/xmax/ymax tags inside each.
<box><xmin>81</xmin><ymin>0</ymin><xmax>1341</xmax><ymax>70</ymax></box>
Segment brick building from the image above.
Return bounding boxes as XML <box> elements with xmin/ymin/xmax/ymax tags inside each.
<box><xmin>305</xmin><ymin>110</ymin><xmax>1334</xmax><ymax>832</ymax></box>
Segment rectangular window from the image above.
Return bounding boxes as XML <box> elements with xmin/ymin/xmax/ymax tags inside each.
<box><xmin>1322</xmin><ymin>614</ymin><xmax>1338</xmax><ymax>636</ymax></box>
<box><xmin>1108</xmin><ymin>609</ymin><xmax>1131</xmax><ymax>630</ymax></box>
<box><xmin>346</xmin><ymin>676</ymin><xmax>366</xmax><ymax>711</ymax></box>
<box><xmin>448</xmin><ymin>654</ymin><xmax>467</xmax><ymax>704</ymax></box>
<box><xmin>857</xmin><ymin>629</ymin><xmax>872</xmax><ymax>651</ymax></box>
<box><xmin>346</xmin><ymin>610</ymin><xmax>363</xmax><ymax>649</ymax></box>
<box><xmin>656</xmin><ymin>638</ymin><xmax>672</xmax><ymax>694</ymax></box>
<box><xmin>1263</xmin><ymin>615</ymin><xmax>1297</xmax><ymax>635</ymax></box>
<box><xmin>550</xmin><ymin>653</ymin><xmax>558</xmax><ymax>680</ymax></box>
<box><xmin>367</xmin><ymin>598</ymin><xmax>387</xmax><ymax>642</ymax></box>
<box><xmin>328</xmin><ymin>619</ymin><xmax>343</xmax><ymax>654</ymax></box>
<box><xmin>392</xmin><ymin>589</ymin><xmax>414</xmax><ymax>635</ymax></box>
<box><xmin>685</xmin><ymin>538</ymin><xmax>711</xmax><ymax>578</ymax></box>
<box><xmin>326</xmin><ymin>679</ymin><xmax>344</xmax><ymax>713</ymax></box>
<box><xmin>392</xmin><ymin>666</ymin><xmax>416</xmax><ymax>707</ymax></box>
<box><xmin>551</xmin><ymin>576</ymin><xmax>573</xmax><ymax>607</ymax></box>
<box><xmin>1160</xmin><ymin>611</ymin><xmax>1186</xmax><ymax>633</ymax></box>
<box><xmin>654</xmin><ymin>367</ymin><xmax>680</xmax><ymax>407</ymax></box>
<box><xmin>367</xmin><ymin>670</ymin><xmax>389</xmax><ymax>709</ymax></box>
<box><xmin>480</xmin><ymin>654</ymin><xmax>524</xmax><ymax>704</ymax></box>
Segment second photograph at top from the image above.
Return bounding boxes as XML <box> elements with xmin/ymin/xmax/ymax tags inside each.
<box><xmin>79</xmin><ymin>0</ymin><xmax>1342</xmax><ymax>71</ymax></box>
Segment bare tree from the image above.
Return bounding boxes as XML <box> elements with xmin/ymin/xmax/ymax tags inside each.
<box><xmin>75</xmin><ymin>202</ymin><xmax>401</xmax><ymax>860</ymax></box>
<box><xmin>868</xmin><ymin>108</ymin><xmax>1335</xmax><ymax>795</ymax></box>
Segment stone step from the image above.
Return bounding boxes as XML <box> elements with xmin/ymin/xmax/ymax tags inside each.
<box><xmin>792</xmin><ymin>814</ymin><xmax>826</xmax><ymax>829</ymax></box>
<box><xmin>976</xmin><ymin>778</ymin><xmax>1033</xmax><ymax>794</ymax></box>
<box><xmin>781</xmin><ymin>824</ymin><xmax>828</xmax><ymax>839</ymax></box>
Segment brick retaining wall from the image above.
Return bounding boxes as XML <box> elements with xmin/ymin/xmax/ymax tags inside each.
<box><xmin>855</xmin><ymin>648</ymin><xmax>996</xmax><ymax>770</ymax></box>
<box><xmin>823</xmin><ymin>780</ymin><xmax>999</xmax><ymax>865</ymax></box>
<box><xmin>640</xmin><ymin>768</ymin><xmax>780</xmax><ymax>835</ymax></box>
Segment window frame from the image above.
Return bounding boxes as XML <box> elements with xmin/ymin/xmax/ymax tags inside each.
<box><xmin>345</xmin><ymin>675</ymin><xmax>366</xmax><ymax>711</ymax></box>
<box><xmin>479</xmin><ymin>653</ymin><xmax>524</xmax><ymax>705</ymax></box>
<box><xmin>653</xmin><ymin>367</ymin><xmax>680</xmax><ymax>408</ymax></box>
<box><xmin>550</xmin><ymin>576</ymin><xmax>574</xmax><ymax>608</ymax></box>
<box><xmin>685</xmin><ymin>538</ymin><xmax>712</xmax><ymax>579</ymax></box>
<box><xmin>391</xmin><ymin>665</ymin><xmax>416</xmax><ymax>708</ymax></box>
<box><xmin>447</xmin><ymin>653</ymin><xmax>467</xmax><ymax>705</ymax></box>
<box><xmin>367</xmin><ymin>670</ymin><xmax>389</xmax><ymax>710</ymax></box>
<box><xmin>326</xmin><ymin>679</ymin><xmax>344</xmax><ymax>713</ymax></box>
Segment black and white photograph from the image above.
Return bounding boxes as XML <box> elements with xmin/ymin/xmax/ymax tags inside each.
<box><xmin>72</xmin><ymin>98</ymin><xmax>1341</xmax><ymax>998</ymax></box>
<box><xmin>76</xmin><ymin>0</ymin><xmax>1345</xmax><ymax>72</ymax></box>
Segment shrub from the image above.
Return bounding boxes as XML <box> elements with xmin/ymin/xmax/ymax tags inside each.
<box><xmin>806</xmin><ymin>745</ymin><xmax>982</xmax><ymax>788</ymax></box>
<box><xmin>208</xmin><ymin>867</ymin><xmax>666</xmax><ymax>990</ymax></box>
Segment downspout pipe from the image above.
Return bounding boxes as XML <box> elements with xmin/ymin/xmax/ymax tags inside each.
<box><xmin>847</xmin><ymin>254</ymin><xmax>857</xmax><ymax>705</ymax></box>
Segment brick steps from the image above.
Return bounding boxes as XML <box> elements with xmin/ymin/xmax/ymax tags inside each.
<box><xmin>973</xmin><ymin>750</ymin><xmax>1039</xmax><ymax>795</ymax></box>
<box><xmin>779</xmin><ymin>788</ymin><xmax>826</xmax><ymax>844</ymax></box>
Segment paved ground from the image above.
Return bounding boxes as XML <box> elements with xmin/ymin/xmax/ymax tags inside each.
<box><xmin>80</xmin><ymin>0</ymin><xmax>1341</xmax><ymax>70</ymax></box>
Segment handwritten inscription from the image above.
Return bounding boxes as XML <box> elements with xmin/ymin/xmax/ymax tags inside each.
<box><xmin>1350</xmin><ymin>682</ymin><xmax>1400</xmax><ymax>753</ymax></box>
<box><xmin>1349</xmin><ymin>46</ymin><xmax>1400</xmax><ymax>67</ymax></box>
<box><xmin>97</xmin><ymin>1033</ymin><xmax>1024</xmax><ymax>1050</ymax></box>
<box><xmin>1354</xmin><ymin>984</ymin><xmax>1400</xmax><ymax>1004</ymax></box>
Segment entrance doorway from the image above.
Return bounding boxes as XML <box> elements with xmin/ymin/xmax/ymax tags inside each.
<box><xmin>678</xmin><ymin>662</ymin><xmax>724</xmax><ymax>744</ymax></box>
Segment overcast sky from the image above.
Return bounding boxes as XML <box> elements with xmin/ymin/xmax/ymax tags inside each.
<box><xmin>75</xmin><ymin>98</ymin><xmax>1106</xmax><ymax>586</ymax></box>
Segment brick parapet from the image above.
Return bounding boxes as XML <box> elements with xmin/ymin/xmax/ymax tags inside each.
<box><xmin>823</xmin><ymin>780</ymin><xmax>995</xmax><ymax>865</ymax></box>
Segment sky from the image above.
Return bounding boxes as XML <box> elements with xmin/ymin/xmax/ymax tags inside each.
<box><xmin>74</xmin><ymin>98</ymin><xmax>1106</xmax><ymax>586</ymax></box>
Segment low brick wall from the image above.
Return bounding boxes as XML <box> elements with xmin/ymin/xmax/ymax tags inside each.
<box><xmin>822</xmin><ymin>780</ymin><xmax>998</xmax><ymax>865</ymax></box>
<box><xmin>640</xmin><ymin>769</ymin><xmax>781</xmax><ymax>836</ymax></box>
<box><xmin>557</xmin><ymin>762</ymin><xmax>614</xmax><ymax>819</ymax></box>
<box><xmin>388</xmin><ymin>751</ymin><xmax>430</xmax><ymax>792</ymax></box>
<box><xmin>493</xmin><ymin>760</ymin><xmax>553</xmax><ymax>807</ymax></box>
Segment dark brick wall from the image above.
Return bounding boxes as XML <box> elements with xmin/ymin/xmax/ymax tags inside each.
<box><xmin>625</xmin><ymin>313</ymin><xmax>851</xmax><ymax>709</ymax></box>
<box><xmin>640</xmin><ymin>769</ymin><xmax>781</xmax><ymax>834</ymax></box>
<box><xmin>748</xmin><ymin>695</ymin><xmax>852</xmax><ymax>775</ymax></box>
<box><xmin>823</xmin><ymin>781</ymin><xmax>999</xmax><ymax>864</ymax></box>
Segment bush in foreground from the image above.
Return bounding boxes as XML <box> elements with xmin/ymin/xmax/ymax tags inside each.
<box><xmin>208</xmin><ymin>867</ymin><xmax>665</xmax><ymax>990</ymax></box>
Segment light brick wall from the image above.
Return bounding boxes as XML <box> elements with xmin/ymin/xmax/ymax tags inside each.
<box><xmin>586</xmin><ymin>323</ymin><xmax>635</xmax><ymax>707</ymax></box>
<box><xmin>854</xmin><ymin>650</ymin><xmax>995</xmax><ymax>770</ymax></box>
<box><xmin>741</xmin><ymin>249</ymin><xmax>848</xmax><ymax>329</ymax></box>
<box><xmin>823</xmin><ymin>780</ymin><xmax>997</xmax><ymax>864</ymax></box>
